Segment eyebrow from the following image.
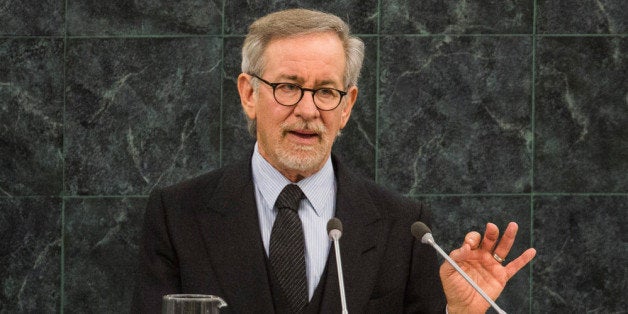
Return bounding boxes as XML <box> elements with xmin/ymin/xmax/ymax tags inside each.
<box><xmin>277</xmin><ymin>74</ymin><xmax>341</xmax><ymax>89</ymax></box>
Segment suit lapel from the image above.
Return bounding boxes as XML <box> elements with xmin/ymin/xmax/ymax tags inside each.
<box><xmin>320</xmin><ymin>157</ymin><xmax>383</xmax><ymax>312</ymax></box>
<box><xmin>191</xmin><ymin>156</ymin><xmax>383</xmax><ymax>313</ymax></box>
<box><xmin>193</xmin><ymin>162</ymin><xmax>275</xmax><ymax>313</ymax></box>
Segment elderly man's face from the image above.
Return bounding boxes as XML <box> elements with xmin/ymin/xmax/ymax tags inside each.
<box><xmin>238</xmin><ymin>31</ymin><xmax>358</xmax><ymax>182</ymax></box>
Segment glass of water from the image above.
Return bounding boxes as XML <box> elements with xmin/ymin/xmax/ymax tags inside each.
<box><xmin>162</xmin><ymin>294</ymin><xmax>227</xmax><ymax>314</ymax></box>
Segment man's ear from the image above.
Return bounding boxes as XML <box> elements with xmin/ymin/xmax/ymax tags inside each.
<box><xmin>238</xmin><ymin>73</ymin><xmax>256</xmax><ymax>120</ymax></box>
<box><xmin>339</xmin><ymin>85</ymin><xmax>358</xmax><ymax>129</ymax></box>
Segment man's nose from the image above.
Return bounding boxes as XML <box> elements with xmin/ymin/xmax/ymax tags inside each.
<box><xmin>292</xmin><ymin>91</ymin><xmax>320</xmax><ymax>120</ymax></box>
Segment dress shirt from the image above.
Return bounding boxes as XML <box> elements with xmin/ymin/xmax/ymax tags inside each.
<box><xmin>251</xmin><ymin>143</ymin><xmax>336</xmax><ymax>300</ymax></box>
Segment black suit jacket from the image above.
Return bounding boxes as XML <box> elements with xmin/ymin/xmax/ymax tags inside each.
<box><xmin>131</xmin><ymin>156</ymin><xmax>446</xmax><ymax>313</ymax></box>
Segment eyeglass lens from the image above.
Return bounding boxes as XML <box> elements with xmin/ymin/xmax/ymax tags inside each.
<box><xmin>273</xmin><ymin>83</ymin><xmax>342</xmax><ymax>110</ymax></box>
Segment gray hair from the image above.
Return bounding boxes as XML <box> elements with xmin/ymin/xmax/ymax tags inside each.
<box><xmin>241</xmin><ymin>9</ymin><xmax>365</xmax><ymax>136</ymax></box>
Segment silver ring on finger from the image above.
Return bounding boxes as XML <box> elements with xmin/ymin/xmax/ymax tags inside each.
<box><xmin>493</xmin><ymin>253</ymin><xmax>505</xmax><ymax>263</ymax></box>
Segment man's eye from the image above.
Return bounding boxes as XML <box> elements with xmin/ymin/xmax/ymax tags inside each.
<box><xmin>317</xmin><ymin>88</ymin><xmax>336</xmax><ymax>97</ymax></box>
<box><xmin>277</xmin><ymin>84</ymin><xmax>299</xmax><ymax>93</ymax></box>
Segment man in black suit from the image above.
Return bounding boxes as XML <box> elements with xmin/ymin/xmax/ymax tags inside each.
<box><xmin>132</xmin><ymin>8</ymin><xmax>536</xmax><ymax>313</ymax></box>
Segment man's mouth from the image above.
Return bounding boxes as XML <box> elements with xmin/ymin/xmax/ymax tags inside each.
<box><xmin>287</xmin><ymin>129</ymin><xmax>319</xmax><ymax>139</ymax></box>
<box><xmin>281</xmin><ymin>121</ymin><xmax>326</xmax><ymax>142</ymax></box>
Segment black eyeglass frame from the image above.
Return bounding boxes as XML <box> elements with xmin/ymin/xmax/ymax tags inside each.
<box><xmin>250</xmin><ymin>74</ymin><xmax>348</xmax><ymax>111</ymax></box>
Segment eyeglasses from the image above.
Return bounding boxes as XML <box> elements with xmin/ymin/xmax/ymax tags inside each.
<box><xmin>250</xmin><ymin>74</ymin><xmax>347</xmax><ymax>111</ymax></box>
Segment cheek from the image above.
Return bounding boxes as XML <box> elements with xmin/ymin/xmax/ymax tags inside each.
<box><xmin>257</xmin><ymin>104</ymin><xmax>289</xmax><ymax>133</ymax></box>
<box><xmin>322</xmin><ymin>112</ymin><xmax>345</xmax><ymax>131</ymax></box>
<box><xmin>255</xmin><ymin>97</ymin><xmax>276</xmax><ymax>122</ymax></box>
<box><xmin>257</xmin><ymin>114</ymin><xmax>278</xmax><ymax>137</ymax></box>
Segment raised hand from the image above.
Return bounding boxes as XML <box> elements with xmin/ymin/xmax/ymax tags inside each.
<box><xmin>440</xmin><ymin>222</ymin><xmax>536</xmax><ymax>314</ymax></box>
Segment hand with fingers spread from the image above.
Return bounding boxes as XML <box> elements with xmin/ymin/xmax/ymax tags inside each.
<box><xmin>440</xmin><ymin>222</ymin><xmax>536</xmax><ymax>314</ymax></box>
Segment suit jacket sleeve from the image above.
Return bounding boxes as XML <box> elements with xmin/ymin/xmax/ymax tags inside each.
<box><xmin>379</xmin><ymin>198</ymin><xmax>446</xmax><ymax>313</ymax></box>
<box><xmin>131</xmin><ymin>187</ymin><xmax>180</xmax><ymax>313</ymax></box>
<box><xmin>404</xmin><ymin>204</ymin><xmax>447</xmax><ymax>313</ymax></box>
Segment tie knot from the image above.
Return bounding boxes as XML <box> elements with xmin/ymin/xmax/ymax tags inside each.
<box><xmin>275</xmin><ymin>184</ymin><xmax>304</xmax><ymax>212</ymax></box>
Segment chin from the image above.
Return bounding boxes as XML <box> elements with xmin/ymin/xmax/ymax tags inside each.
<box><xmin>276</xmin><ymin>145</ymin><xmax>328</xmax><ymax>173</ymax></box>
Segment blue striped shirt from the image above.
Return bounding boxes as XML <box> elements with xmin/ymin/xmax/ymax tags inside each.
<box><xmin>251</xmin><ymin>143</ymin><xmax>336</xmax><ymax>300</ymax></box>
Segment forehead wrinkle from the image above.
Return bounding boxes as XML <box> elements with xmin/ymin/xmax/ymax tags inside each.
<box><xmin>264</xmin><ymin>33</ymin><xmax>346</xmax><ymax>89</ymax></box>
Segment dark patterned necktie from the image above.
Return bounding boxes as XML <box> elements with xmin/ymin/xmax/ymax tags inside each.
<box><xmin>269</xmin><ymin>184</ymin><xmax>307</xmax><ymax>313</ymax></box>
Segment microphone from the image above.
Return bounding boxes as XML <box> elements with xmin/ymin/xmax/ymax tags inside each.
<box><xmin>411</xmin><ymin>221</ymin><xmax>507</xmax><ymax>314</ymax></box>
<box><xmin>327</xmin><ymin>218</ymin><xmax>348</xmax><ymax>314</ymax></box>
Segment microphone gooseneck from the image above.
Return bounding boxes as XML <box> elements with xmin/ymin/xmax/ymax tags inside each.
<box><xmin>410</xmin><ymin>221</ymin><xmax>507</xmax><ymax>314</ymax></box>
<box><xmin>327</xmin><ymin>218</ymin><xmax>348</xmax><ymax>314</ymax></box>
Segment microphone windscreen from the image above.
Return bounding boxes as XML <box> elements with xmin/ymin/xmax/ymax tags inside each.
<box><xmin>411</xmin><ymin>221</ymin><xmax>431</xmax><ymax>239</ymax></box>
<box><xmin>327</xmin><ymin>217</ymin><xmax>343</xmax><ymax>233</ymax></box>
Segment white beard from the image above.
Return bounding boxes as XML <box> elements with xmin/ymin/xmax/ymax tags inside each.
<box><xmin>274</xmin><ymin>120</ymin><xmax>333</xmax><ymax>173</ymax></box>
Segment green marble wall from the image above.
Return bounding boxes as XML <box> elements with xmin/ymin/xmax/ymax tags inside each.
<box><xmin>1</xmin><ymin>1</ymin><xmax>626</xmax><ymax>312</ymax></box>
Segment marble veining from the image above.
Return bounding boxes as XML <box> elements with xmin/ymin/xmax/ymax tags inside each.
<box><xmin>67</xmin><ymin>0</ymin><xmax>222</xmax><ymax>35</ymax></box>
<box><xmin>379</xmin><ymin>36</ymin><xmax>532</xmax><ymax>194</ymax></box>
<box><xmin>535</xmin><ymin>37</ymin><xmax>627</xmax><ymax>192</ymax></box>
<box><xmin>0</xmin><ymin>1</ymin><xmax>64</xmax><ymax>36</ymax></box>
<box><xmin>538</xmin><ymin>0</ymin><xmax>627</xmax><ymax>33</ymax></box>
<box><xmin>65</xmin><ymin>38</ymin><xmax>222</xmax><ymax>195</ymax></box>
<box><xmin>224</xmin><ymin>0</ymin><xmax>378</xmax><ymax>34</ymax></box>
<box><xmin>381</xmin><ymin>0</ymin><xmax>533</xmax><ymax>34</ymax></box>
<box><xmin>533</xmin><ymin>196</ymin><xmax>627</xmax><ymax>312</ymax></box>
<box><xmin>0</xmin><ymin>197</ymin><xmax>61</xmax><ymax>312</ymax></box>
<box><xmin>64</xmin><ymin>197</ymin><xmax>146</xmax><ymax>312</ymax></box>
<box><xmin>0</xmin><ymin>39</ymin><xmax>64</xmax><ymax>197</ymax></box>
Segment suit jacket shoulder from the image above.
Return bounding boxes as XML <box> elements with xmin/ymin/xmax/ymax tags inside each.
<box><xmin>132</xmin><ymin>159</ymin><xmax>278</xmax><ymax>313</ymax></box>
<box><xmin>332</xmin><ymin>155</ymin><xmax>432</xmax><ymax>224</ymax></box>
<box><xmin>157</xmin><ymin>160</ymin><xmax>250</xmax><ymax>208</ymax></box>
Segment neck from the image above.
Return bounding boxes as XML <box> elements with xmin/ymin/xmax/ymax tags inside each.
<box><xmin>275</xmin><ymin>160</ymin><xmax>325</xmax><ymax>183</ymax></box>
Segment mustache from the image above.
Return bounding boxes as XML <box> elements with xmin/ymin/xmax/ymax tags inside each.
<box><xmin>281</xmin><ymin>120</ymin><xmax>327</xmax><ymax>135</ymax></box>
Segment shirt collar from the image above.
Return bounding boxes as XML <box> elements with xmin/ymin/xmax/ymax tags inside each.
<box><xmin>251</xmin><ymin>142</ymin><xmax>335</xmax><ymax>216</ymax></box>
